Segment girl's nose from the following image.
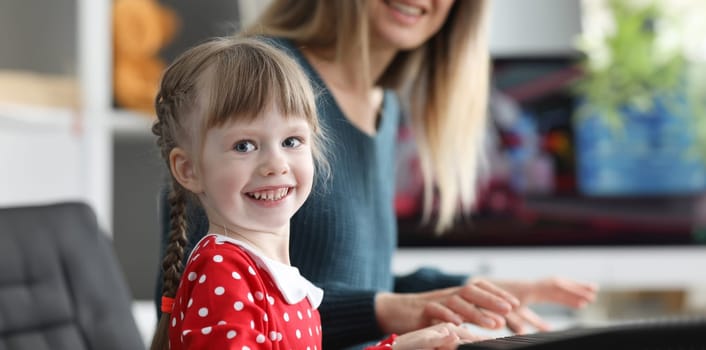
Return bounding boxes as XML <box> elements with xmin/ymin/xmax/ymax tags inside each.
<box><xmin>259</xmin><ymin>151</ymin><xmax>289</xmax><ymax>176</ymax></box>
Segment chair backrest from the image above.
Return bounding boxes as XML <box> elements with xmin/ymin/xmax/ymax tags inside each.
<box><xmin>0</xmin><ymin>202</ymin><xmax>144</xmax><ymax>350</ymax></box>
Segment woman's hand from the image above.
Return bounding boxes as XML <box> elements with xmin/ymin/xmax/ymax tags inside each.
<box><xmin>375</xmin><ymin>278</ymin><xmax>520</xmax><ymax>334</ymax></box>
<box><xmin>493</xmin><ymin>277</ymin><xmax>597</xmax><ymax>308</ymax></box>
<box><xmin>492</xmin><ymin>277</ymin><xmax>598</xmax><ymax>334</ymax></box>
<box><xmin>375</xmin><ymin>277</ymin><xmax>597</xmax><ymax>336</ymax></box>
<box><xmin>392</xmin><ymin>322</ymin><xmax>486</xmax><ymax>350</ymax></box>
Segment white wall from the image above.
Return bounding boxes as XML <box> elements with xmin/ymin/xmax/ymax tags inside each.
<box><xmin>489</xmin><ymin>0</ymin><xmax>582</xmax><ymax>56</ymax></box>
<box><xmin>0</xmin><ymin>108</ymin><xmax>83</xmax><ymax>207</ymax></box>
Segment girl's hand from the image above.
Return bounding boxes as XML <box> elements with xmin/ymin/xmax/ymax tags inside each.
<box><xmin>392</xmin><ymin>323</ymin><xmax>486</xmax><ymax>350</ymax></box>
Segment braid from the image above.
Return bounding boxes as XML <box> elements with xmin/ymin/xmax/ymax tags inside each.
<box><xmin>153</xmin><ymin>92</ymin><xmax>178</xmax><ymax>165</ymax></box>
<box><xmin>161</xmin><ymin>183</ymin><xmax>189</xmax><ymax>297</ymax></box>
<box><xmin>154</xmin><ymin>74</ymin><xmax>190</xmax><ymax>299</ymax></box>
<box><xmin>150</xmin><ymin>182</ymin><xmax>188</xmax><ymax>350</ymax></box>
<box><xmin>151</xmin><ymin>89</ymin><xmax>189</xmax><ymax>350</ymax></box>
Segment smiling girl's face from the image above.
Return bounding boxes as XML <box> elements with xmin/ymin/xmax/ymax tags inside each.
<box><xmin>196</xmin><ymin>104</ymin><xmax>315</xmax><ymax>235</ymax></box>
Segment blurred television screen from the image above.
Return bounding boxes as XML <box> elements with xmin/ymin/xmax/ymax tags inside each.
<box><xmin>396</xmin><ymin>56</ymin><xmax>706</xmax><ymax>247</ymax></box>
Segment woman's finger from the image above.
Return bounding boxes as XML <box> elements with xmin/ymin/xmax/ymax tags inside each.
<box><xmin>517</xmin><ymin>307</ymin><xmax>552</xmax><ymax>332</ymax></box>
<box><xmin>540</xmin><ymin>279</ymin><xmax>597</xmax><ymax>308</ymax></box>
<box><xmin>504</xmin><ymin>311</ymin><xmax>527</xmax><ymax>334</ymax></box>
<box><xmin>457</xmin><ymin>281</ymin><xmax>519</xmax><ymax>315</ymax></box>
<box><xmin>445</xmin><ymin>295</ymin><xmax>506</xmax><ymax>329</ymax></box>
<box><xmin>423</xmin><ymin>301</ymin><xmax>464</xmax><ymax>325</ymax></box>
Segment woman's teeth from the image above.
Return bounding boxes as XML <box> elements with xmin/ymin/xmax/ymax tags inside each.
<box><xmin>388</xmin><ymin>1</ymin><xmax>423</xmax><ymax>16</ymax></box>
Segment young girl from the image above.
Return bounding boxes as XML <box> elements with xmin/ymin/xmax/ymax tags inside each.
<box><xmin>150</xmin><ymin>37</ymin><xmax>481</xmax><ymax>350</ymax></box>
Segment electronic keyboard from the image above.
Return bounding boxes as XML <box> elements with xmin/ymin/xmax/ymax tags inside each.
<box><xmin>458</xmin><ymin>316</ymin><xmax>706</xmax><ymax>350</ymax></box>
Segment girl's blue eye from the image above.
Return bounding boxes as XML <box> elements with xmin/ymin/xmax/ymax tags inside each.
<box><xmin>282</xmin><ymin>137</ymin><xmax>302</xmax><ymax>148</ymax></box>
<box><xmin>233</xmin><ymin>141</ymin><xmax>256</xmax><ymax>153</ymax></box>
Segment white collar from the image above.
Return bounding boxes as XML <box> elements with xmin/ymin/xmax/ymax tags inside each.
<box><xmin>200</xmin><ymin>233</ymin><xmax>324</xmax><ymax>309</ymax></box>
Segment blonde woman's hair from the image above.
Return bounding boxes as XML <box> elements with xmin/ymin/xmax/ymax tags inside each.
<box><xmin>248</xmin><ymin>0</ymin><xmax>490</xmax><ymax>232</ymax></box>
<box><xmin>150</xmin><ymin>36</ymin><xmax>326</xmax><ymax>350</ymax></box>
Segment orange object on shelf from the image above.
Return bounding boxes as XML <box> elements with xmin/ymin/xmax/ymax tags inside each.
<box><xmin>112</xmin><ymin>0</ymin><xmax>178</xmax><ymax>115</ymax></box>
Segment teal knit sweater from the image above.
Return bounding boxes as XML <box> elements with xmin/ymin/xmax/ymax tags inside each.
<box><xmin>157</xmin><ymin>38</ymin><xmax>467</xmax><ymax>349</ymax></box>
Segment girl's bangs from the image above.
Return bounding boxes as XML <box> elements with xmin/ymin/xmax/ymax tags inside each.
<box><xmin>203</xmin><ymin>45</ymin><xmax>317</xmax><ymax>129</ymax></box>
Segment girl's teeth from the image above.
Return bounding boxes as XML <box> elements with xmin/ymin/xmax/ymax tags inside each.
<box><xmin>249</xmin><ymin>188</ymin><xmax>289</xmax><ymax>201</ymax></box>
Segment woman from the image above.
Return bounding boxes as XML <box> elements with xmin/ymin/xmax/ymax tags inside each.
<box><xmin>155</xmin><ymin>1</ymin><xmax>597</xmax><ymax>348</ymax></box>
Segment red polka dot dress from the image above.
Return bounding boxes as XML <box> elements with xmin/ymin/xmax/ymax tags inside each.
<box><xmin>168</xmin><ymin>234</ymin><xmax>323</xmax><ymax>349</ymax></box>
<box><xmin>168</xmin><ymin>234</ymin><xmax>397</xmax><ymax>350</ymax></box>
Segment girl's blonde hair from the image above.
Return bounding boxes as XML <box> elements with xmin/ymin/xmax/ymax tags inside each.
<box><xmin>248</xmin><ymin>0</ymin><xmax>490</xmax><ymax>232</ymax></box>
<box><xmin>150</xmin><ymin>36</ymin><xmax>325</xmax><ymax>350</ymax></box>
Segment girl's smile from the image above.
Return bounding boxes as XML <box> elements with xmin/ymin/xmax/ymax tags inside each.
<box><xmin>244</xmin><ymin>185</ymin><xmax>294</xmax><ymax>208</ymax></box>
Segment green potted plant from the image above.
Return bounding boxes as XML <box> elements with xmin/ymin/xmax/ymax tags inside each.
<box><xmin>574</xmin><ymin>0</ymin><xmax>686</xmax><ymax>129</ymax></box>
<box><xmin>572</xmin><ymin>0</ymin><xmax>706</xmax><ymax>195</ymax></box>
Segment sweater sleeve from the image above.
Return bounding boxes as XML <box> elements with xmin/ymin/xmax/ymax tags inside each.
<box><xmin>317</xmin><ymin>270</ymin><xmax>469</xmax><ymax>348</ymax></box>
<box><xmin>317</xmin><ymin>270</ymin><xmax>467</xmax><ymax>348</ymax></box>
<box><xmin>394</xmin><ymin>267</ymin><xmax>468</xmax><ymax>294</ymax></box>
<box><xmin>318</xmin><ymin>287</ymin><xmax>384</xmax><ymax>349</ymax></box>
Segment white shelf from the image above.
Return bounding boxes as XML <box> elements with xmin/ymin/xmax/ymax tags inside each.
<box><xmin>0</xmin><ymin>0</ymin><xmax>115</xmax><ymax>232</ymax></box>
<box><xmin>77</xmin><ymin>0</ymin><xmax>112</xmax><ymax>232</ymax></box>
<box><xmin>111</xmin><ymin>109</ymin><xmax>155</xmax><ymax>138</ymax></box>
<box><xmin>0</xmin><ymin>103</ymin><xmax>84</xmax><ymax>210</ymax></box>
<box><xmin>0</xmin><ymin>103</ymin><xmax>77</xmax><ymax>130</ymax></box>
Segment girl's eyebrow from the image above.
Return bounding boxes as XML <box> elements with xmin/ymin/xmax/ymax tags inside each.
<box><xmin>283</xmin><ymin>116</ymin><xmax>312</xmax><ymax>129</ymax></box>
<box><xmin>286</xmin><ymin>124</ymin><xmax>311</xmax><ymax>134</ymax></box>
<box><xmin>221</xmin><ymin>125</ymin><xmax>309</xmax><ymax>139</ymax></box>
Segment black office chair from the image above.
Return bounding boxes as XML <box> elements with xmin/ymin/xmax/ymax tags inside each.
<box><xmin>0</xmin><ymin>202</ymin><xmax>144</xmax><ymax>350</ymax></box>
